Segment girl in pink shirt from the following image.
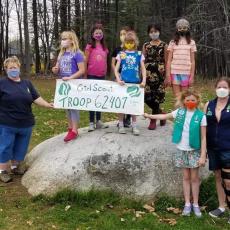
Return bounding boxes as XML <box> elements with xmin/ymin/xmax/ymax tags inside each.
<box><xmin>166</xmin><ymin>19</ymin><xmax>197</xmax><ymax>97</ymax></box>
<box><xmin>85</xmin><ymin>23</ymin><xmax>109</xmax><ymax>132</ymax></box>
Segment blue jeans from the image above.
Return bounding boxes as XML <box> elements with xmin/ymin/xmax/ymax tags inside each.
<box><xmin>0</xmin><ymin>125</ymin><xmax>33</xmax><ymax>163</ymax></box>
<box><xmin>87</xmin><ymin>75</ymin><xmax>105</xmax><ymax>123</ymax></box>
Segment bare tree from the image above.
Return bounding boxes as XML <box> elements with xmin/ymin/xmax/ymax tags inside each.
<box><xmin>23</xmin><ymin>0</ymin><xmax>31</xmax><ymax>76</ymax></box>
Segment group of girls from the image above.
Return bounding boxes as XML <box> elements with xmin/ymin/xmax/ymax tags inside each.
<box><xmin>51</xmin><ymin>18</ymin><xmax>230</xmax><ymax>222</ymax></box>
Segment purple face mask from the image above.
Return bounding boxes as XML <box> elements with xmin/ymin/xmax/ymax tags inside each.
<box><xmin>93</xmin><ymin>34</ymin><xmax>103</xmax><ymax>41</ymax></box>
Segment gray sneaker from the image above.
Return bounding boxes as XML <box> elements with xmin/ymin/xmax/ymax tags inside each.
<box><xmin>118</xmin><ymin>126</ymin><xmax>126</xmax><ymax>134</ymax></box>
<box><xmin>11</xmin><ymin>166</ymin><xmax>26</xmax><ymax>175</ymax></box>
<box><xmin>0</xmin><ymin>170</ymin><xmax>12</xmax><ymax>183</ymax></box>
<box><xmin>88</xmin><ymin>123</ymin><xmax>95</xmax><ymax>132</ymax></box>
<box><xmin>132</xmin><ymin>127</ymin><xmax>140</xmax><ymax>136</ymax></box>
<box><xmin>182</xmin><ymin>205</ymin><xmax>192</xmax><ymax>216</ymax></box>
<box><xmin>193</xmin><ymin>206</ymin><xmax>202</xmax><ymax>218</ymax></box>
<box><xmin>209</xmin><ymin>208</ymin><xmax>225</xmax><ymax>218</ymax></box>
<box><xmin>96</xmin><ymin>120</ymin><xmax>109</xmax><ymax>129</ymax></box>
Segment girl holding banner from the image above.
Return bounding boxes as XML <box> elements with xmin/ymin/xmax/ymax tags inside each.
<box><xmin>85</xmin><ymin>23</ymin><xmax>109</xmax><ymax>132</ymax></box>
<box><xmin>52</xmin><ymin>31</ymin><xmax>85</xmax><ymax>142</ymax></box>
<box><xmin>114</xmin><ymin>31</ymin><xmax>146</xmax><ymax>136</ymax></box>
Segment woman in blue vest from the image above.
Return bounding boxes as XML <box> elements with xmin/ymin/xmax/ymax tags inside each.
<box><xmin>204</xmin><ymin>78</ymin><xmax>230</xmax><ymax>223</ymax></box>
<box><xmin>114</xmin><ymin>31</ymin><xmax>146</xmax><ymax>136</ymax></box>
<box><xmin>144</xmin><ymin>89</ymin><xmax>207</xmax><ymax>217</ymax></box>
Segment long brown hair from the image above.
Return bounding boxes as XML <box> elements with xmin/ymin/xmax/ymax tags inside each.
<box><xmin>215</xmin><ymin>77</ymin><xmax>230</xmax><ymax>88</ymax></box>
<box><xmin>89</xmin><ymin>23</ymin><xmax>107</xmax><ymax>50</ymax></box>
<box><xmin>173</xmin><ymin>30</ymin><xmax>191</xmax><ymax>45</ymax></box>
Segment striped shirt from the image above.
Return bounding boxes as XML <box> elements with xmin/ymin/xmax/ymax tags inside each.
<box><xmin>167</xmin><ymin>38</ymin><xmax>197</xmax><ymax>75</ymax></box>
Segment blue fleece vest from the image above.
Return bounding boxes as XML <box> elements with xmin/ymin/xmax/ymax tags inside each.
<box><xmin>206</xmin><ymin>97</ymin><xmax>230</xmax><ymax>151</ymax></box>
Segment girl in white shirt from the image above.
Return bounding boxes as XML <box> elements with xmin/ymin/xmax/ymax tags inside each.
<box><xmin>144</xmin><ymin>89</ymin><xmax>206</xmax><ymax>217</ymax></box>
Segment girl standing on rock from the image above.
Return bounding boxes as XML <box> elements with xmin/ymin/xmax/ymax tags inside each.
<box><xmin>166</xmin><ymin>19</ymin><xmax>197</xmax><ymax>97</ymax></box>
<box><xmin>111</xmin><ymin>26</ymin><xmax>132</xmax><ymax>128</ymax></box>
<box><xmin>115</xmin><ymin>31</ymin><xmax>146</xmax><ymax>136</ymax></box>
<box><xmin>52</xmin><ymin>31</ymin><xmax>85</xmax><ymax>142</ymax></box>
<box><xmin>144</xmin><ymin>89</ymin><xmax>206</xmax><ymax>217</ymax></box>
<box><xmin>142</xmin><ymin>23</ymin><xmax>168</xmax><ymax>130</ymax></box>
<box><xmin>85</xmin><ymin>23</ymin><xmax>109</xmax><ymax>132</ymax></box>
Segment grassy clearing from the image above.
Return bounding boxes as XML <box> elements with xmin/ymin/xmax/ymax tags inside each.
<box><xmin>0</xmin><ymin>78</ymin><xmax>229</xmax><ymax>230</ymax></box>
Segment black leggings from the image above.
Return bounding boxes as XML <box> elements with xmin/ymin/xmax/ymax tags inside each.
<box><xmin>145</xmin><ymin>100</ymin><xmax>161</xmax><ymax>115</ymax></box>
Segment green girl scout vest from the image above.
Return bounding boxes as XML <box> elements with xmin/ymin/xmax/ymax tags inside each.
<box><xmin>172</xmin><ymin>108</ymin><xmax>204</xmax><ymax>150</ymax></box>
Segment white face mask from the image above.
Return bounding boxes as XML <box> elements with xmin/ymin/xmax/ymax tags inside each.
<box><xmin>61</xmin><ymin>40</ymin><xmax>70</xmax><ymax>48</ymax></box>
<box><xmin>149</xmin><ymin>32</ymin><xmax>160</xmax><ymax>40</ymax></box>
<box><xmin>216</xmin><ymin>88</ymin><xmax>229</xmax><ymax>98</ymax></box>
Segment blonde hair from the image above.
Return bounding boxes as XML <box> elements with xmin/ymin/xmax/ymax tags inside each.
<box><xmin>175</xmin><ymin>89</ymin><xmax>202</xmax><ymax>108</ymax></box>
<box><xmin>4</xmin><ymin>56</ymin><xmax>21</xmax><ymax>69</ymax></box>
<box><xmin>124</xmin><ymin>31</ymin><xmax>139</xmax><ymax>50</ymax></box>
<box><xmin>58</xmin><ymin>31</ymin><xmax>82</xmax><ymax>58</ymax></box>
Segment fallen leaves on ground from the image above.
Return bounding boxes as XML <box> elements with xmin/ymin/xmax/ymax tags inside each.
<box><xmin>64</xmin><ymin>205</ymin><xmax>71</xmax><ymax>211</ymax></box>
<box><xmin>135</xmin><ymin>211</ymin><xmax>146</xmax><ymax>218</ymax></box>
<box><xmin>200</xmin><ymin>206</ymin><xmax>207</xmax><ymax>211</ymax></box>
<box><xmin>159</xmin><ymin>218</ymin><xmax>177</xmax><ymax>226</ymax></box>
<box><xmin>106</xmin><ymin>203</ymin><xmax>114</xmax><ymax>209</ymax></box>
<box><xmin>26</xmin><ymin>220</ymin><xmax>33</xmax><ymax>226</ymax></box>
<box><xmin>166</xmin><ymin>207</ymin><xmax>182</xmax><ymax>214</ymax></box>
<box><xmin>143</xmin><ymin>204</ymin><xmax>155</xmax><ymax>213</ymax></box>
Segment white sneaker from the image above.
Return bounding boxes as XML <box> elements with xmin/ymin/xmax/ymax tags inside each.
<box><xmin>132</xmin><ymin>127</ymin><xmax>140</xmax><ymax>136</ymax></box>
<box><xmin>96</xmin><ymin>120</ymin><xmax>109</xmax><ymax>129</ymax></box>
<box><xmin>118</xmin><ymin>126</ymin><xmax>126</xmax><ymax>134</ymax></box>
<box><xmin>88</xmin><ymin>123</ymin><xmax>95</xmax><ymax>132</ymax></box>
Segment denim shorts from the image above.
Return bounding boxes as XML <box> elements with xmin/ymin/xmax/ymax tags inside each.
<box><xmin>0</xmin><ymin>125</ymin><xmax>33</xmax><ymax>163</ymax></box>
<box><xmin>171</xmin><ymin>74</ymin><xmax>190</xmax><ymax>87</ymax></box>
<box><xmin>207</xmin><ymin>149</ymin><xmax>230</xmax><ymax>170</ymax></box>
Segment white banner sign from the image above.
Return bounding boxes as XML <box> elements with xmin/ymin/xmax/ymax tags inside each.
<box><xmin>54</xmin><ymin>79</ymin><xmax>144</xmax><ymax>115</ymax></box>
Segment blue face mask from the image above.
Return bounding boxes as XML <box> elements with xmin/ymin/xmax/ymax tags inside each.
<box><xmin>7</xmin><ymin>69</ymin><xmax>20</xmax><ymax>78</ymax></box>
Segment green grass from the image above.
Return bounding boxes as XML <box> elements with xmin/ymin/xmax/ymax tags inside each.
<box><xmin>0</xmin><ymin>78</ymin><xmax>229</xmax><ymax>230</ymax></box>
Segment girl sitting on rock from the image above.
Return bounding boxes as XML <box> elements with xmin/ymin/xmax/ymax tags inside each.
<box><xmin>144</xmin><ymin>89</ymin><xmax>206</xmax><ymax>217</ymax></box>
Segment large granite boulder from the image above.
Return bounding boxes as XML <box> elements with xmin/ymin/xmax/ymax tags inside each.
<box><xmin>22</xmin><ymin>118</ymin><xmax>210</xmax><ymax>198</ymax></box>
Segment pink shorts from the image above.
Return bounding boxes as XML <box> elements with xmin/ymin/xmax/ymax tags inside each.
<box><xmin>171</xmin><ymin>74</ymin><xmax>190</xmax><ymax>87</ymax></box>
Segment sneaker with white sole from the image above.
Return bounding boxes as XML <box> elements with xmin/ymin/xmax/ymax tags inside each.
<box><xmin>96</xmin><ymin>120</ymin><xmax>109</xmax><ymax>129</ymax></box>
<box><xmin>132</xmin><ymin>127</ymin><xmax>140</xmax><ymax>136</ymax></box>
<box><xmin>193</xmin><ymin>205</ymin><xmax>202</xmax><ymax>218</ymax></box>
<box><xmin>209</xmin><ymin>208</ymin><xmax>225</xmax><ymax>218</ymax></box>
<box><xmin>88</xmin><ymin>123</ymin><xmax>95</xmax><ymax>132</ymax></box>
<box><xmin>118</xmin><ymin>126</ymin><xmax>126</xmax><ymax>134</ymax></box>
<box><xmin>182</xmin><ymin>205</ymin><xmax>192</xmax><ymax>216</ymax></box>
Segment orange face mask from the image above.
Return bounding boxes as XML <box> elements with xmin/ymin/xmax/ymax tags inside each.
<box><xmin>184</xmin><ymin>101</ymin><xmax>197</xmax><ymax>110</ymax></box>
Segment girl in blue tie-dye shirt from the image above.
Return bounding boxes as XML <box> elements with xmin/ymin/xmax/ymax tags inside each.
<box><xmin>114</xmin><ymin>31</ymin><xmax>146</xmax><ymax>136</ymax></box>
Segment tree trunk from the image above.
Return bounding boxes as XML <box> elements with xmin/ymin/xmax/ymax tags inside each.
<box><xmin>23</xmin><ymin>0</ymin><xmax>31</xmax><ymax>76</ymax></box>
<box><xmin>32</xmin><ymin>0</ymin><xmax>40</xmax><ymax>74</ymax></box>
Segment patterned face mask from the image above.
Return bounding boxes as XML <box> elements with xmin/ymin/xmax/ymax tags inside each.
<box><xmin>124</xmin><ymin>42</ymin><xmax>135</xmax><ymax>50</ymax></box>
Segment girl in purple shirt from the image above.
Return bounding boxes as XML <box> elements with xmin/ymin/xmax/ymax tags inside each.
<box><xmin>52</xmin><ymin>31</ymin><xmax>85</xmax><ymax>142</ymax></box>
